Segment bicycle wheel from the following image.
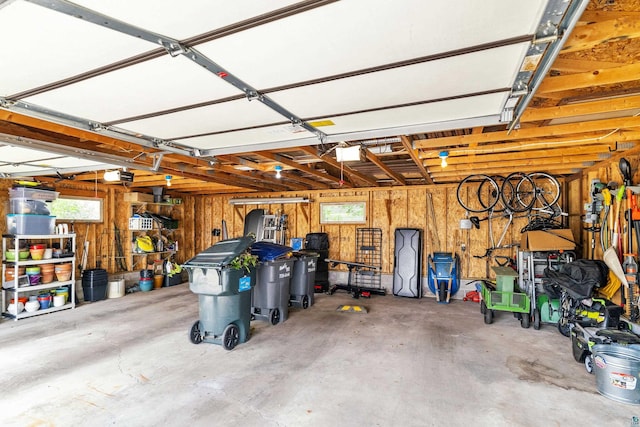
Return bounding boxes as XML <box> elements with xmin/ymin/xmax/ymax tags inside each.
<box><xmin>501</xmin><ymin>172</ymin><xmax>535</xmax><ymax>212</ymax></box>
<box><xmin>485</xmin><ymin>175</ymin><xmax>509</xmax><ymax>212</ymax></box>
<box><xmin>528</xmin><ymin>172</ymin><xmax>561</xmax><ymax>210</ymax></box>
<box><xmin>457</xmin><ymin>174</ymin><xmax>500</xmax><ymax>213</ymax></box>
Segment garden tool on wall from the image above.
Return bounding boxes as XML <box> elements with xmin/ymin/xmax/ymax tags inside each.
<box><xmin>620</xmin><ymin>158</ymin><xmax>633</xmax><ymax>255</ymax></box>
<box><xmin>600</xmin><ymin>187</ymin><xmax>612</xmax><ymax>253</ymax></box>
<box><xmin>623</xmin><ymin>252</ymin><xmax>639</xmax><ymax>321</ymax></box>
<box><xmin>604</xmin><ymin>246</ymin><xmax>631</xmax><ymax>316</ymax></box>
<box><xmin>584</xmin><ymin>179</ymin><xmax>604</xmax><ymax>259</ymax></box>
<box><xmin>612</xmin><ymin>185</ymin><xmax>626</xmax><ymax>258</ymax></box>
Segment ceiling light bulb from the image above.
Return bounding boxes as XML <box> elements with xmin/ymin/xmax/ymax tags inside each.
<box><xmin>275</xmin><ymin>165</ymin><xmax>283</xmax><ymax>179</ymax></box>
<box><xmin>439</xmin><ymin>151</ymin><xmax>449</xmax><ymax>168</ymax></box>
<box><xmin>166</xmin><ymin>175</ymin><xmax>172</xmax><ymax>186</ymax></box>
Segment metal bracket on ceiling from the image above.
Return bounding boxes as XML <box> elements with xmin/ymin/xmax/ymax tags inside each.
<box><xmin>506</xmin><ymin>0</ymin><xmax>590</xmax><ymax>132</ymax></box>
<box><xmin>246</xmin><ymin>91</ymin><xmax>263</xmax><ymax>102</ymax></box>
<box><xmin>89</xmin><ymin>122</ymin><xmax>107</xmax><ymax>132</ymax></box>
<box><xmin>0</xmin><ymin>97</ymin><xmax>15</xmax><ymax>109</ymax></box>
<box><xmin>159</xmin><ymin>40</ymin><xmax>189</xmax><ymax>57</ymax></box>
<box><xmin>533</xmin><ymin>20</ymin><xmax>559</xmax><ymax>45</ymax></box>
<box><xmin>151</xmin><ymin>153</ymin><xmax>164</xmax><ymax>171</ymax></box>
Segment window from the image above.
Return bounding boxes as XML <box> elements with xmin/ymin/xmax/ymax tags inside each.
<box><xmin>47</xmin><ymin>196</ymin><xmax>103</xmax><ymax>222</ymax></box>
<box><xmin>320</xmin><ymin>202</ymin><xmax>366</xmax><ymax>224</ymax></box>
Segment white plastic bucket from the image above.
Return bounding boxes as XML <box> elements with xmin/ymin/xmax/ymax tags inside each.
<box><xmin>107</xmin><ymin>279</ymin><xmax>125</xmax><ymax>298</ymax></box>
<box><xmin>593</xmin><ymin>344</ymin><xmax>640</xmax><ymax>405</ymax></box>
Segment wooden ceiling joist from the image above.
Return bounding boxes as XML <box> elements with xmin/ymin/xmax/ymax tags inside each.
<box><xmin>561</xmin><ymin>15</ymin><xmax>640</xmax><ymax>54</ymax></box>
<box><xmin>298</xmin><ymin>146</ymin><xmax>378</xmax><ymax>187</ymax></box>
<box><xmin>537</xmin><ymin>63</ymin><xmax>640</xmax><ymax>94</ymax></box>
<box><xmin>400</xmin><ymin>135</ymin><xmax>434</xmax><ymax>184</ymax></box>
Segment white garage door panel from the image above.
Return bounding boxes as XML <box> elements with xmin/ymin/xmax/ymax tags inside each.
<box><xmin>73</xmin><ymin>0</ymin><xmax>301</xmax><ymax>41</ymax></box>
<box><xmin>0</xmin><ymin>1</ymin><xmax>154</xmax><ymax>96</ymax></box>
<box><xmin>197</xmin><ymin>0</ymin><xmax>547</xmax><ymax>88</ymax></box>
<box><xmin>0</xmin><ymin>146</ymin><xmax>116</xmax><ymax>175</ymax></box>
<box><xmin>23</xmin><ymin>56</ymin><xmax>244</xmax><ymax>123</ymax></box>
<box><xmin>118</xmin><ymin>98</ymin><xmax>286</xmax><ymax>139</ymax></box>
<box><xmin>269</xmin><ymin>44</ymin><xmax>527</xmax><ymax>119</ymax></box>
<box><xmin>174</xmin><ymin>125</ymin><xmax>316</xmax><ymax>152</ymax></box>
<box><xmin>318</xmin><ymin>92</ymin><xmax>508</xmax><ymax>136</ymax></box>
<box><xmin>169</xmin><ymin>93</ymin><xmax>507</xmax><ymax>155</ymax></box>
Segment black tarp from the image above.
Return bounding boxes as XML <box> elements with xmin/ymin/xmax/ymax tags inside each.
<box><xmin>543</xmin><ymin>259</ymin><xmax>609</xmax><ymax>300</ymax></box>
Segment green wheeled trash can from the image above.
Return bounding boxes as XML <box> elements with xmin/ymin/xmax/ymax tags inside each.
<box><xmin>184</xmin><ymin>237</ymin><xmax>257</xmax><ymax>350</ymax></box>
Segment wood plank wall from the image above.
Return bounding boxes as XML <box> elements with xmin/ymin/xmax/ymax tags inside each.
<box><xmin>192</xmin><ymin>185</ymin><xmax>534</xmax><ymax>279</ymax></box>
<box><xmin>2</xmin><ymin>155</ymin><xmax>638</xmax><ymax>278</ymax></box>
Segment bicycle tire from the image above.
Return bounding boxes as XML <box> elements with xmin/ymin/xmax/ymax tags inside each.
<box><xmin>528</xmin><ymin>172</ymin><xmax>561</xmax><ymax>210</ymax></box>
<box><xmin>457</xmin><ymin>174</ymin><xmax>500</xmax><ymax>213</ymax></box>
<box><xmin>485</xmin><ymin>175</ymin><xmax>509</xmax><ymax>212</ymax></box>
<box><xmin>501</xmin><ymin>172</ymin><xmax>535</xmax><ymax>212</ymax></box>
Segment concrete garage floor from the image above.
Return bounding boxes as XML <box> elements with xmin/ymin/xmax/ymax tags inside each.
<box><xmin>1</xmin><ymin>283</ymin><xmax>639</xmax><ymax>426</ymax></box>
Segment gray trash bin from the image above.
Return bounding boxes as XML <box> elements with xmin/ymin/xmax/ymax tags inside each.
<box><xmin>250</xmin><ymin>242</ymin><xmax>294</xmax><ymax>325</ymax></box>
<box><xmin>184</xmin><ymin>237</ymin><xmax>256</xmax><ymax>350</ymax></box>
<box><xmin>289</xmin><ymin>251</ymin><xmax>319</xmax><ymax>309</ymax></box>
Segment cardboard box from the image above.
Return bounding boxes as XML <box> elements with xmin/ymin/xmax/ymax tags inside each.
<box><xmin>124</xmin><ymin>192</ymin><xmax>154</xmax><ymax>203</ymax></box>
<box><xmin>520</xmin><ymin>229</ymin><xmax>576</xmax><ymax>251</ymax></box>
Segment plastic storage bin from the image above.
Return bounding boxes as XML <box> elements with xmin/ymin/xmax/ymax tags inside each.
<box><xmin>9</xmin><ymin>198</ymin><xmax>51</xmax><ymax>215</ymax></box>
<box><xmin>184</xmin><ymin>237</ymin><xmax>256</xmax><ymax>350</ymax></box>
<box><xmin>9</xmin><ymin>187</ymin><xmax>59</xmax><ymax>201</ymax></box>
<box><xmin>6</xmin><ymin>214</ymin><xmax>56</xmax><ymax>235</ymax></box>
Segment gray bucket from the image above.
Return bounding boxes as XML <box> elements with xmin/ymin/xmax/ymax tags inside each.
<box><xmin>592</xmin><ymin>344</ymin><xmax>640</xmax><ymax>405</ymax></box>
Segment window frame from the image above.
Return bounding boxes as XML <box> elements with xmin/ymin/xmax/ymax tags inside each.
<box><xmin>47</xmin><ymin>195</ymin><xmax>104</xmax><ymax>223</ymax></box>
<box><xmin>319</xmin><ymin>201</ymin><xmax>367</xmax><ymax>224</ymax></box>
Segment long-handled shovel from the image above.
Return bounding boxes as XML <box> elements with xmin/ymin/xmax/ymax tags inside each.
<box><xmin>604</xmin><ymin>246</ymin><xmax>631</xmax><ymax>316</ymax></box>
<box><xmin>612</xmin><ymin>185</ymin><xmax>626</xmax><ymax>258</ymax></box>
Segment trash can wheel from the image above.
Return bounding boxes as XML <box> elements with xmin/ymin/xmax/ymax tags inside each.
<box><xmin>302</xmin><ymin>295</ymin><xmax>310</xmax><ymax>309</ymax></box>
<box><xmin>270</xmin><ymin>308</ymin><xmax>280</xmax><ymax>325</ymax></box>
<box><xmin>189</xmin><ymin>321</ymin><xmax>203</xmax><ymax>344</ymax></box>
<box><xmin>222</xmin><ymin>324</ymin><xmax>240</xmax><ymax>351</ymax></box>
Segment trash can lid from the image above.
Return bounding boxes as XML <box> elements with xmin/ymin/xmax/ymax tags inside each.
<box><xmin>294</xmin><ymin>250</ymin><xmax>320</xmax><ymax>258</ymax></box>
<box><xmin>250</xmin><ymin>241</ymin><xmax>293</xmax><ymax>261</ymax></box>
<box><xmin>183</xmin><ymin>237</ymin><xmax>255</xmax><ymax>268</ymax></box>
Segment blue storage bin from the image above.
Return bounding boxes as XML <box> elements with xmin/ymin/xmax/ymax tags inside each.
<box><xmin>250</xmin><ymin>241</ymin><xmax>293</xmax><ymax>261</ymax></box>
<box><xmin>6</xmin><ymin>214</ymin><xmax>56</xmax><ymax>235</ymax></box>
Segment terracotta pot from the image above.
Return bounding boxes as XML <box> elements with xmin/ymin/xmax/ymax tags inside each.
<box><xmin>55</xmin><ymin>271</ymin><xmax>72</xmax><ymax>282</ymax></box>
<box><xmin>54</xmin><ymin>263</ymin><xmax>72</xmax><ymax>272</ymax></box>
<box><xmin>30</xmin><ymin>248</ymin><xmax>45</xmax><ymax>260</ymax></box>
<box><xmin>5</xmin><ymin>267</ymin><xmax>25</xmax><ymax>281</ymax></box>
<box><xmin>40</xmin><ymin>264</ymin><xmax>55</xmax><ymax>273</ymax></box>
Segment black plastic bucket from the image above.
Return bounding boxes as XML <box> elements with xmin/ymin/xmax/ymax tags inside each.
<box><xmin>83</xmin><ymin>268</ymin><xmax>108</xmax><ymax>302</ymax></box>
<box><xmin>140</xmin><ymin>269</ymin><xmax>154</xmax><ymax>279</ymax></box>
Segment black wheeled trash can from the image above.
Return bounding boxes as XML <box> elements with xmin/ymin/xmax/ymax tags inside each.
<box><xmin>184</xmin><ymin>237</ymin><xmax>256</xmax><ymax>350</ymax></box>
<box><xmin>250</xmin><ymin>241</ymin><xmax>295</xmax><ymax>325</ymax></box>
<box><xmin>289</xmin><ymin>251</ymin><xmax>319</xmax><ymax>309</ymax></box>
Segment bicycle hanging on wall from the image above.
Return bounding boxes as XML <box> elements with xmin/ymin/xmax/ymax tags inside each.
<box><xmin>457</xmin><ymin>172</ymin><xmax>565</xmax><ymax>275</ymax></box>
